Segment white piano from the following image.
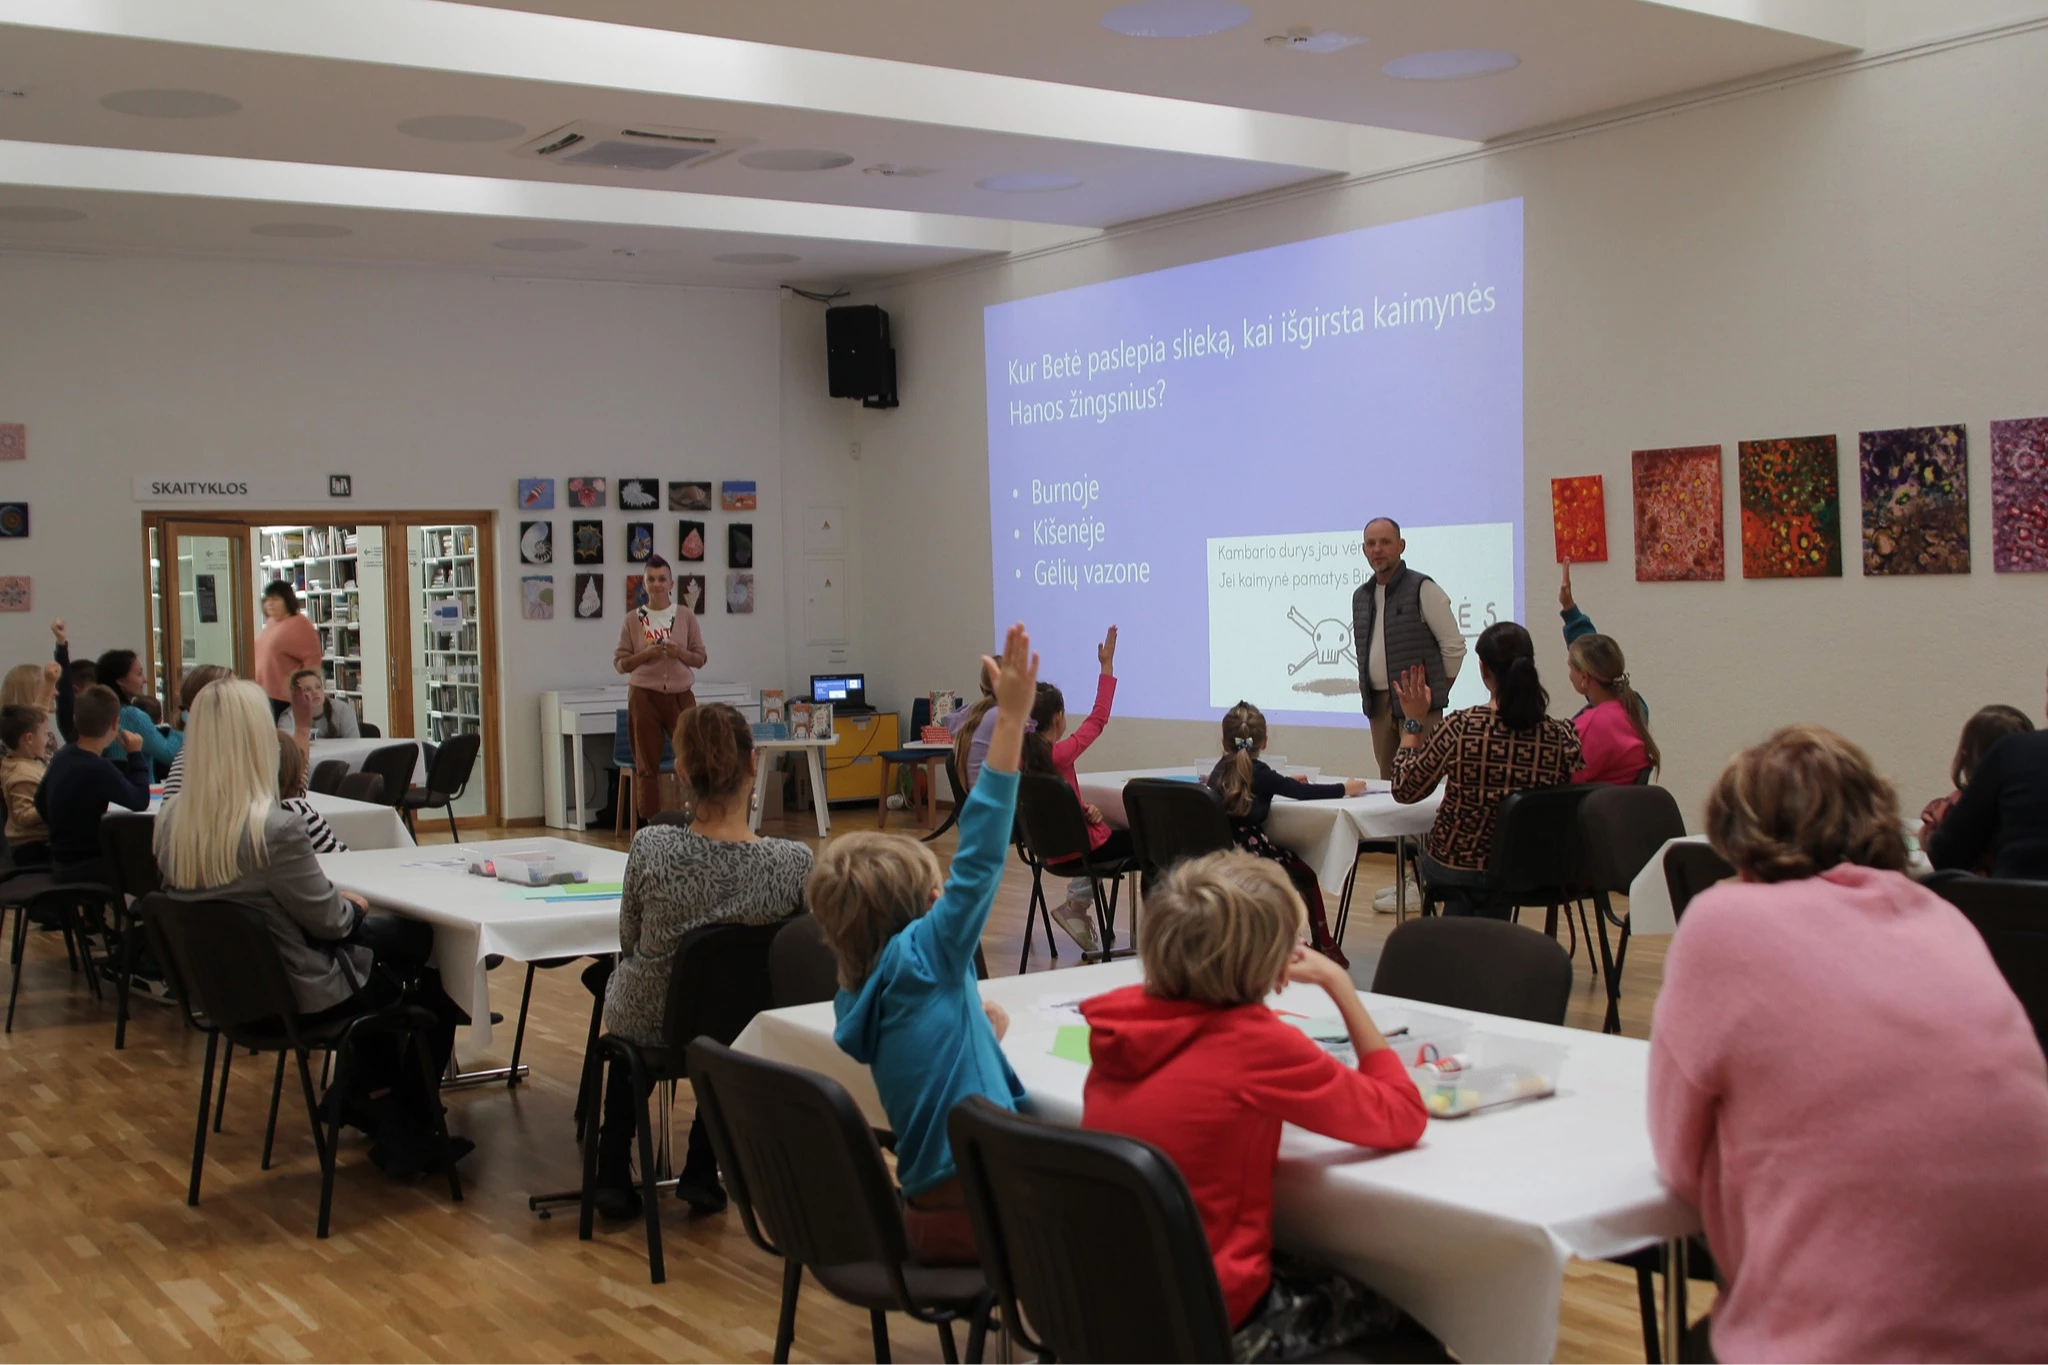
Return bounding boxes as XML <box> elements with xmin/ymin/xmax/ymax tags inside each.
<box><xmin>540</xmin><ymin>681</ymin><xmax>757</xmax><ymax>830</ymax></box>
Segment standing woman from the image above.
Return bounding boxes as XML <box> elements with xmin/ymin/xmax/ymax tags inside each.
<box><xmin>95</xmin><ymin>647</ymin><xmax>184</xmax><ymax>778</ymax></box>
<box><xmin>612</xmin><ymin>556</ymin><xmax>707</xmax><ymax>824</ymax></box>
<box><xmin>255</xmin><ymin>581</ymin><xmax>323</xmax><ymax>722</ymax></box>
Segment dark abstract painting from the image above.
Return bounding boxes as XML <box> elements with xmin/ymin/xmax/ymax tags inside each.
<box><xmin>1860</xmin><ymin>425</ymin><xmax>1969</xmax><ymax>575</ymax></box>
<box><xmin>1738</xmin><ymin>435</ymin><xmax>1841</xmax><ymax>579</ymax></box>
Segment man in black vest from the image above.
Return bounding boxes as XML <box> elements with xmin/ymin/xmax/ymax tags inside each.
<box><xmin>1352</xmin><ymin>517</ymin><xmax>1466</xmax><ymax>780</ymax></box>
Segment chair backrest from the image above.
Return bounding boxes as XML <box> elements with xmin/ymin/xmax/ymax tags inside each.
<box><xmin>98</xmin><ymin>810</ymin><xmax>160</xmax><ymax>900</ymax></box>
<box><xmin>909</xmin><ymin>696</ymin><xmax>932</xmax><ymax>735</ymax></box>
<box><xmin>1123</xmin><ymin>778</ymin><xmax>1234</xmax><ymax>889</ymax></box>
<box><xmin>664</xmin><ymin>917</ymin><xmax>790</xmax><ymax>1054</ymax></box>
<box><xmin>1578</xmin><ymin>785</ymin><xmax>1688</xmax><ymax>895</ymax></box>
<box><xmin>1488</xmin><ymin>786</ymin><xmax>1594</xmax><ymax>898</ymax></box>
<box><xmin>1664</xmin><ymin>842</ymin><xmax>1735</xmax><ymax>921</ymax></box>
<box><xmin>612</xmin><ymin>709</ymin><xmax>674</xmax><ymax>771</ymax></box>
<box><xmin>1014</xmin><ymin>771</ymin><xmax>1095</xmax><ymax>867</ymax></box>
<box><xmin>1370</xmin><ymin>916</ymin><xmax>1575</xmax><ymax>1024</ymax></box>
<box><xmin>337</xmin><ymin>771</ymin><xmax>385</xmax><ymax>805</ymax></box>
<box><xmin>309</xmin><ymin>759</ymin><xmax>350</xmax><ymax>796</ymax></box>
<box><xmin>358</xmin><ymin>720</ymin><xmax>382</xmax><ymax>738</ymax></box>
<box><xmin>769</xmin><ymin>914</ymin><xmax>840</xmax><ymax>1008</ymax></box>
<box><xmin>138</xmin><ymin>892</ymin><xmax>307</xmax><ymax>1041</ymax></box>
<box><xmin>425</xmin><ymin>732</ymin><xmax>481</xmax><ymax>800</ymax></box>
<box><xmin>1923</xmin><ymin>873</ymin><xmax>2048</xmax><ymax>1051</ymax></box>
<box><xmin>948</xmin><ymin>1096</ymin><xmax>1234</xmax><ymax>1363</ymax></box>
<box><xmin>359</xmin><ymin>743</ymin><xmax>420</xmax><ymax>811</ymax></box>
<box><xmin>688</xmin><ymin>1038</ymin><xmax>913</xmax><ymax>1273</ymax></box>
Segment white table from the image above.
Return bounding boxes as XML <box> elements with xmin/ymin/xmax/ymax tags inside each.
<box><xmin>734</xmin><ymin>960</ymin><xmax>1697</xmax><ymax>1364</ymax></box>
<box><xmin>1628</xmin><ymin>832</ymin><xmax>1931</xmax><ymax>937</ymax></box>
<box><xmin>305</xmin><ymin>792</ymin><xmax>414</xmax><ymax>851</ymax></box>
<box><xmin>540</xmin><ymin>682</ymin><xmax>759</xmax><ymax>830</ymax></box>
<box><xmin>751</xmin><ymin>737</ymin><xmax>833</xmax><ymax>836</ymax></box>
<box><xmin>1076</xmin><ymin>766</ymin><xmax>1441</xmax><ymax>897</ymax></box>
<box><xmin>305</xmin><ymin>735</ymin><xmax>426</xmax><ymax>786</ymax></box>
<box><xmin>319</xmin><ymin>836</ymin><xmax>626</xmax><ymax>1051</ymax></box>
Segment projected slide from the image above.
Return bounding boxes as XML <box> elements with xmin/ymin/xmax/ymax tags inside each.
<box><xmin>984</xmin><ymin>198</ymin><xmax>1523</xmax><ymax>728</ymax></box>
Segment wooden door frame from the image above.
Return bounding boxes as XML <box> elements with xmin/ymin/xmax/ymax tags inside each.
<box><xmin>138</xmin><ymin>510</ymin><xmax>505</xmax><ymax>830</ymax></box>
<box><xmin>144</xmin><ymin>516</ymin><xmax>257</xmax><ymax>711</ymax></box>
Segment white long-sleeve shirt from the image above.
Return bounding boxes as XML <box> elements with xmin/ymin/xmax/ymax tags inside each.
<box><xmin>1365</xmin><ymin>576</ymin><xmax>1468</xmax><ymax>690</ymax></box>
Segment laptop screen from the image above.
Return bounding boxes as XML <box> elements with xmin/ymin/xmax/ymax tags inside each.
<box><xmin>811</xmin><ymin>674</ymin><xmax>865</xmax><ymax>705</ymax></box>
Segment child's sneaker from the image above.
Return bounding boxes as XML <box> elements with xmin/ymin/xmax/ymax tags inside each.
<box><xmin>1051</xmin><ymin>898</ymin><xmax>1100</xmax><ymax>953</ymax></box>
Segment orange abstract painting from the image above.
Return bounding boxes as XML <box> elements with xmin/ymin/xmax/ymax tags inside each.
<box><xmin>1550</xmin><ymin>476</ymin><xmax>1608</xmax><ymax>563</ymax></box>
<box><xmin>1632</xmin><ymin>445</ymin><xmax>1725</xmax><ymax>581</ymax></box>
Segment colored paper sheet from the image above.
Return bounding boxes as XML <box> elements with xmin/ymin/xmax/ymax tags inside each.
<box><xmin>506</xmin><ymin>881</ymin><xmax>624</xmax><ymax>901</ymax></box>
<box><xmin>1738</xmin><ymin>435</ymin><xmax>1842</xmax><ymax>578</ymax></box>
<box><xmin>1048</xmin><ymin>1025</ymin><xmax>1093</xmax><ymax>1065</ymax></box>
<box><xmin>1631</xmin><ymin>445</ymin><xmax>1725</xmax><ymax>581</ymax></box>
<box><xmin>1990</xmin><ymin>416</ymin><xmax>2048</xmax><ymax>572</ymax></box>
<box><xmin>1550</xmin><ymin>475</ymin><xmax>1608</xmax><ymax>563</ymax></box>
<box><xmin>1859</xmin><ymin>425</ymin><xmax>1970</xmax><ymax>575</ymax></box>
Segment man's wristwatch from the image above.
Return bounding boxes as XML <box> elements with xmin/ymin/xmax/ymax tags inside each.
<box><xmin>1402</xmin><ymin>718</ymin><xmax>1424</xmax><ymax>734</ymax></box>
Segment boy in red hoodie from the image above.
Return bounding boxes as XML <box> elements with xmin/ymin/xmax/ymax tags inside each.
<box><xmin>1081</xmin><ymin>851</ymin><xmax>1431</xmax><ymax>1361</ymax></box>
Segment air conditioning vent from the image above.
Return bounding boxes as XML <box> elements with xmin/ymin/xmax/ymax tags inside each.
<box><xmin>515</xmin><ymin>121</ymin><xmax>751</xmax><ymax>172</ymax></box>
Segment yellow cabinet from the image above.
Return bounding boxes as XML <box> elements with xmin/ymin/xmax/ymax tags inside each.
<box><xmin>823</xmin><ymin>712</ymin><xmax>899</xmax><ymax>803</ymax></box>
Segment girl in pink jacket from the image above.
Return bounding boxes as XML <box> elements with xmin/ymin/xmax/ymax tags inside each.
<box><xmin>1022</xmin><ymin>625</ymin><xmax>1122</xmax><ymax>953</ymax></box>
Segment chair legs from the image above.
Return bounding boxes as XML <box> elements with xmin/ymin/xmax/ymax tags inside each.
<box><xmin>444</xmin><ymin>803</ymin><xmax>459</xmax><ymax>844</ymax></box>
<box><xmin>1635</xmin><ymin>1261</ymin><xmax>1662</xmax><ymax>1363</ymax></box>
<box><xmin>261</xmin><ymin>1051</ymin><xmax>287</xmax><ymax>1169</ymax></box>
<box><xmin>188</xmin><ymin>1030</ymin><xmax>221</xmax><ymax>1205</ymax></box>
<box><xmin>1016</xmin><ymin>861</ymin><xmax>1054</xmax><ymax>975</ymax></box>
<box><xmin>629</xmin><ymin>1051</ymin><xmax>666</xmax><ymax>1284</ymax></box>
<box><xmin>773</xmin><ymin>1258</ymin><xmax>802</xmax><ymax>1364</ymax></box>
<box><xmin>214</xmin><ymin>1044</ymin><xmax>234</xmax><ymax>1133</ymax></box>
<box><xmin>5</xmin><ymin>899</ymin><xmax>27</xmax><ymax>1033</ymax></box>
<box><xmin>935</xmin><ymin>1317</ymin><xmax>957</xmax><ymax>1364</ymax></box>
<box><xmin>509</xmin><ymin>963</ymin><xmax>538</xmax><ymax>1089</ymax></box>
<box><xmin>870</xmin><ymin>1309</ymin><xmax>892</xmax><ymax>1364</ymax></box>
<box><xmin>1592</xmin><ymin>890</ymin><xmax>1626</xmax><ymax>1034</ymax></box>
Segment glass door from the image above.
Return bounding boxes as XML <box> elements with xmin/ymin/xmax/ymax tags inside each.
<box><xmin>403</xmin><ymin>522</ymin><xmax>494</xmax><ymax>822</ymax></box>
<box><xmin>158</xmin><ymin>520</ymin><xmax>252</xmax><ymax>712</ymax></box>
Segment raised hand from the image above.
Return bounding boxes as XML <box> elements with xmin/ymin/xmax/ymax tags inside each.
<box><xmin>1559</xmin><ymin>560</ymin><xmax>1575</xmax><ymax>611</ymax></box>
<box><xmin>1097</xmin><ymin>624</ymin><xmax>1119</xmax><ymax>674</ymax></box>
<box><xmin>50</xmin><ymin>618</ymin><xmax>66</xmax><ymax>645</ymax></box>
<box><xmin>1393</xmin><ymin>663</ymin><xmax>1433</xmax><ymax>719</ymax></box>
<box><xmin>116</xmin><ymin>729</ymin><xmax>144</xmax><ymax>754</ymax></box>
<box><xmin>988</xmin><ymin>622</ymin><xmax>1039</xmax><ymax>716</ymax></box>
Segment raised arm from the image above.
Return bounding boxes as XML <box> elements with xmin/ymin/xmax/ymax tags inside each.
<box><xmin>1390</xmin><ymin>690</ymin><xmax>1459</xmax><ymax>803</ymax></box>
<box><xmin>52</xmin><ymin>621</ymin><xmax>75</xmax><ymax>743</ymax></box>
<box><xmin>106</xmin><ymin>737</ymin><xmax>153</xmax><ymax>811</ymax></box>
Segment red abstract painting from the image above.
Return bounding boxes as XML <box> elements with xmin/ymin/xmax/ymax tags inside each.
<box><xmin>1631</xmin><ymin>446</ymin><xmax>1725</xmax><ymax>581</ymax></box>
<box><xmin>1738</xmin><ymin>435</ymin><xmax>1841</xmax><ymax>579</ymax></box>
<box><xmin>1550</xmin><ymin>476</ymin><xmax>1608</xmax><ymax>563</ymax></box>
<box><xmin>1990</xmin><ymin>417</ymin><xmax>2048</xmax><ymax>572</ymax></box>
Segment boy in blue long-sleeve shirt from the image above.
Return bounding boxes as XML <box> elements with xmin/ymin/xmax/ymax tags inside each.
<box><xmin>806</xmin><ymin>623</ymin><xmax>1039</xmax><ymax>1265</ymax></box>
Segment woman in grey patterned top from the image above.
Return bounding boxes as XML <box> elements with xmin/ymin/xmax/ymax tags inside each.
<box><xmin>591</xmin><ymin>702</ymin><xmax>810</xmax><ymax>1220</ymax></box>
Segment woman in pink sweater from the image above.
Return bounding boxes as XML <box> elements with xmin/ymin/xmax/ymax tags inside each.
<box><xmin>1651</xmin><ymin>724</ymin><xmax>2048</xmax><ymax>1362</ymax></box>
<box><xmin>1022</xmin><ymin>624</ymin><xmax>1121</xmax><ymax>952</ymax></box>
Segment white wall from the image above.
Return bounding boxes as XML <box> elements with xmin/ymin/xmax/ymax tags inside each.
<box><xmin>825</xmin><ymin>21</ymin><xmax>2048</xmax><ymax>828</ymax></box>
<box><xmin>0</xmin><ymin>258</ymin><xmax>791</xmax><ymax>818</ymax></box>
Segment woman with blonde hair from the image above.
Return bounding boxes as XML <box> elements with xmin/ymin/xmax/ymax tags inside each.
<box><xmin>158</xmin><ymin>678</ymin><xmax>467</xmax><ymax>1177</ymax></box>
<box><xmin>1650</xmin><ymin>724</ymin><xmax>2048</xmax><ymax>1361</ymax></box>
<box><xmin>1565</xmin><ymin>634</ymin><xmax>1658</xmax><ymax>785</ymax></box>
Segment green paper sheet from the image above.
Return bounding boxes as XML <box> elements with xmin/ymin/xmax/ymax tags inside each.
<box><xmin>505</xmin><ymin>881</ymin><xmax>624</xmax><ymax>900</ymax></box>
<box><xmin>1049</xmin><ymin>1024</ymin><xmax>1093</xmax><ymax>1065</ymax></box>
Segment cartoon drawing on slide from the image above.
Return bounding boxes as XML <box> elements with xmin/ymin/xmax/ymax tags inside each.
<box><xmin>1286</xmin><ymin>606</ymin><xmax>1361</xmax><ymax>697</ymax></box>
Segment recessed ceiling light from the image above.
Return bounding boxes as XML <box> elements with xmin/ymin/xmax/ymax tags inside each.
<box><xmin>1382</xmin><ymin>49</ymin><xmax>1519</xmax><ymax>80</ymax></box>
<box><xmin>1101</xmin><ymin>0</ymin><xmax>1250</xmax><ymax>38</ymax></box>
<box><xmin>1265</xmin><ymin>28</ymin><xmax>1365</xmax><ymax>54</ymax></box>
<box><xmin>863</xmin><ymin>164</ymin><xmax>940</xmax><ymax>178</ymax></box>
<box><xmin>976</xmin><ymin>173</ymin><xmax>1083</xmax><ymax>194</ymax></box>
<box><xmin>737</xmin><ymin>149</ymin><xmax>855</xmax><ymax>172</ymax></box>
<box><xmin>0</xmin><ymin>205</ymin><xmax>86</xmax><ymax>223</ymax></box>
<box><xmin>494</xmin><ymin>236</ymin><xmax>587</xmax><ymax>252</ymax></box>
<box><xmin>250</xmin><ymin>222</ymin><xmax>353</xmax><ymax>239</ymax></box>
<box><xmin>714</xmin><ymin>252</ymin><xmax>802</xmax><ymax>266</ymax></box>
<box><xmin>99</xmin><ymin>88</ymin><xmax>242</xmax><ymax>118</ymax></box>
<box><xmin>398</xmin><ymin>114</ymin><xmax>526</xmax><ymax>142</ymax></box>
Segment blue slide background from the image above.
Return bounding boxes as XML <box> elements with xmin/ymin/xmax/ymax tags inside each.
<box><xmin>984</xmin><ymin>198</ymin><xmax>1524</xmax><ymax>728</ymax></box>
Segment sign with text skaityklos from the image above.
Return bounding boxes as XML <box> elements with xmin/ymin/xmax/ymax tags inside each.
<box><xmin>132</xmin><ymin>476</ymin><xmax>347</xmax><ymax>503</ymax></box>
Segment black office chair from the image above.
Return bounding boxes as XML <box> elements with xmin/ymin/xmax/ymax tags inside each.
<box><xmin>769</xmin><ymin>914</ymin><xmax>840</xmax><ymax>1008</ymax></box>
<box><xmin>6</xmin><ymin>880</ymin><xmax>122</xmax><ymax>1035</ymax></box>
<box><xmin>1663</xmin><ymin>842</ymin><xmax>1734</xmax><ymax>922</ymax></box>
<box><xmin>98</xmin><ymin>810</ymin><xmax>160</xmax><ymax>1049</ymax></box>
<box><xmin>1122</xmin><ymin>778</ymin><xmax>1234</xmax><ymax>896</ymax></box>
<box><xmin>579</xmin><ymin>917</ymin><xmax>792</xmax><ymax>1283</ymax></box>
<box><xmin>1924</xmin><ymin>872</ymin><xmax>2048</xmax><ymax>1053</ymax></box>
<box><xmin>358</xmin><ymin>743</ymin><xmax>420</xmax><ymax>816</ymax></box>
<box><xmin>1578</xmin><ymin>785</ymin><xmax>1687</xmax><ymax>1034</ymax></box>
<box><xmin>336</xmin><ymin>771</ymin><xmax>385</xmax><ymax>805</ymax></box>
<box><xmin>400</xmin><ymin>732</ymin><xmax>481</xmax><ymax>841</ymax></box>
<box><xmin>876</xmin><ymin>698</ymin><xmax>952</xmax><ymax>835</ymax></box>
<box><xmin>1465</xmin><ymin>787</ymin><xmax>1599</xmax><ymax>965</ymax></box>
<box><xmin>138</xmin><ymin>893</ymin><xmax>461</xmax><ymax>1237</ymax></box>
<box><xmin>949</xmin><ymin>1096</ymin><xmax>1442</xmax><ymax>1364</ymax></box>
<box><xmin>1013</xmin><ymin>772</ymin><xmax>1137</xmax><ymax>964</ymax></box>
<box><xmin>1370</xmin><ymin>917</ymin><xmax>1574</xmax><ymax>1025</ymax></box>
<box><xmin>357</xmin><ymin>720</ymin><xmax>382</xmax><ymax>738</ymax></box>
<box><xmin>690</xmin><ymin>1039</ymin><xmax>995</xmax><ymax>1365</ymax></box>
<box><xmin>923</xmin><ymin>751</ymin><xmax>966</xmax><ymax>844</ymax></box>
<box><xmin>308</xmin><ymin>759</ymin><xmax>350</xmax><ymax>796</ymax></box>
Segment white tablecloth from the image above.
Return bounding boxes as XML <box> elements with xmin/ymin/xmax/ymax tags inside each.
<box><xmin>305</xmin><ymin>736</ymin><xmax>427</xmax><ymax>786</ymax></box>
<box><xmin>734</xmin><ymin>959</ymin><xmax>1695</xmax><ymax>1364</ymax></box>
<box><xmin>319</xmin><ymin>836</ymin><xmax>626</xmax><ymax>1047</ymax></box>
<box><xmin>1629</xmin><ymin>832</ymin><xmax>1930</xmax><ymax>937</ymax></box>
<box><xmin>1076</xmin><ymin>767</ymin><xmax>1441</xmax><ymax>895</ymax></box>
<box><xmin>305</xmin><ymin>792</ymin><xmax>415</xmax><ymax>851</ymax></box>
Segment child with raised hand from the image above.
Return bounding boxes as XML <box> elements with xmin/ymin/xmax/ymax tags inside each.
<box><xmin>1209</xmin><ymin>700</ymin><xmax>1365</xmax><ymax>965</ymax></box>
<box><xmin>1021</xmin><ymin>624</ymin><xmax>1122</xmax><ymax>952</ymax></box>
<box><xmin>808</xmin><ymin>622</ymin><xmax>1038</xmax><ymax>1266</ymax></box>
<box><xmin>1081</xmin><ymin>851</ymin><xmax>1430</xmax><ymax>1361</ymax></box>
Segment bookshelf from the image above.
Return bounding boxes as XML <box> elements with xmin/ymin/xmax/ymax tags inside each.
<box><xmin>416</xmin><ymin>524</ymin><xmax>483</xmax><ymax>746</ymax></box>
<box><xmin>258</xmin><ymin>524</ymin><xmax>367</xmax><ymax>707</ymax></box>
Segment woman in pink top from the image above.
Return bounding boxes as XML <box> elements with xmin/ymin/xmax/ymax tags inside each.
<box><xmin>1566</xmin><ymin>634</ymin><xmax>1656</xmax><ymax>785</ymax></box>
<box><xmin>254</xmin><ymin>581</ymin><xmax>323</xmax><ymax>720</ymax></box>
<box><xmin>1022</xmin><ymin>625</ymin><xmax>1120</xmax><ymax>952</ymax></box>
<box><xmin>1651</xmin><ymin>724</ymin><xmax>2048</xmax><ymax>1362</ymax></box>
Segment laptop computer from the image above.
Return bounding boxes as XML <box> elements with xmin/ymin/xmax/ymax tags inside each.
<box><xmin>809</xmin><ymin>673</ymin><xmax>875</xmax><ymax>715</ymax></box>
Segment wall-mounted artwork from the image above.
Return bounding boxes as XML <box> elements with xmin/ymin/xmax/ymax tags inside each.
<box><xmin>670</xmin><ymin>480</ymin><xmax>712</xmax><ymax>511</ymax></box>
<box><xmin>727</xmin><ymin>572</ymin><xmax>755</xmax><ymax>614</ymax></box>
<box><xmin>619</xmin><ymin>478</ymin><xmax>660</xmax><ymax>510</ymax></box>
<box><xmin>679</xmin><ymin>574</ymin><xmax>706</xmax><ymax>615</ymax></box>
<box><xmin>626</xmin><ymin>522</ymin><xmax>654</xmax><ymax>563</ymax></box>
<box><xmin>574</xmin><ymin>573</ymin><xmax>603</xmax><ymax>618</ymax></box>
<box><xmin>0</xmin><ymin>424</ymin><xmax>23</xmax><ymax>461</ymax></box>
<box><xmin>1738</xmin><ymin>435</ymin><xmax>1841</xmax><ymax>579</ymax></box>
<box><xmin>566</xmin><ymin>477</ymin><xmax>606</xmax><ymax>509</ymax></box>
<box><xmin>0</xmin><ymin>504</ymin><xmax>27</xmax><ymax>538</ymax></box>
<box><xmin>721</xmin><ymin>480</ymin><xmax>758</xmax><ymax>512</ymax></box>
<box><xmin>518</xmin><ymin>520</ymin><xmax>552</xmax><ymax>565</ymax></box>
<box><xmin>572</xmin><ymin>519</ymin><xmax>603</xmax><ymax>564</ymax></box>
<box><xmin>1550</xmin><ymin>476</ymin><xmax>1607</xmax><ymax>564</ymax></box>
<box><xmin>521</xmin><ymin>575</ymin><xmax>553</xmax><ymax>620</ymax></box>
<box><xmin>728</xmin><ymin>522</ymin><xmax>754</xmax><ymax>568</ymax></box>
<box><xmin>1860</xmin><ymin>425</ymin><xmax>1970</xmax><ymax>576</ymax></box>
<box><xmin>1631</xmin><ymin>445</ymin><xmax>1724</xmax><ymax>581</ymax></box>
<box><xmin>677</xmin><ymin>520</ymin><xmax>705</xmax><ymax>562</ymax></box>
<box><xmin>0</xmin><ymin>577</ymin><xmax>28</xmax><ymax>611</ymax></box>
<box><xmin>1990</xmin><ymin>416</ymin><xmax>2048</xmax><ymax>572</ymax></box>
<box><xmin>517</xmin><ymin>478</ymin><xmax>554</xmax><ymax>510</ymax></box>
<box><xmin>624</xmin><ymin>574</ymin><xmax>647</xmax><ymax>613</ymax></box>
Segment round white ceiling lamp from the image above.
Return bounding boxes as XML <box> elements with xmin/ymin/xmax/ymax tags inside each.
<box><xmin>976</xmin><ymin>173</ymin><xmax>1083</xmax><ymax>193</ymax></box>
<box><xmin>494</xmin><ymin>236</ymin><xmax>587</xmax><ymax>252</ymax></box>
<box><xmin>0</xmin><ymin>205</ymin><xmax>86</xmax><ymax>223</ymax></box>
<box><xmin>397</xmin><ymin>114</ymin><xmax>525</xmax><ymax>142</ymax></box>
<box><xmin>250</xmin><ymin>222</ymin><xmax>353</xmax><ymax>239</ymax></box>
<box><xmin>1382</xmin><ymin>49</ymin><xmax>1519</xmax><ymax>80</ymax></box>
<box><xmin>100</xmin><ymin>88</ymin><xmax>242</xmax><ymax>118</ymax></box>
<box><xmin>738</xmin><ymin>149</ymin><xmax>856</xmax><ymax>172</ymax></box>
<box><xmin>1101</xmin><ymin>0</ymin><xmax>1250</xmax><ymax>38</ymax></box>
<box><xmin>714</xmin><ymin>252</ymin><xmax>802</xmax><ymax>266</ymax></box>
<box><xmin>1265</xmin><ymin>28</ymin><xmax>1364</xmax><ymax>54</ymax></box>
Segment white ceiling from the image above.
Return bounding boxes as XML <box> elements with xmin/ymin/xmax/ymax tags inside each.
<box><xmin>0</xmin><ymin>0</ymin><xmax>1862</xmax><ymax>289</ymax></box>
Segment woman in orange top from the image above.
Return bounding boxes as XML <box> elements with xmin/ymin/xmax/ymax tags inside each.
<box><xmin>254</xmin><ymin>581</ymin><xmax>323</xmax><ymax>720</ymax></box>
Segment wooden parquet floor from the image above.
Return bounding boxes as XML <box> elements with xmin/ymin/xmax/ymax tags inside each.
<box><xmin>0</xmin><ymin>809</ymin><xmax>1682</xmax><ymax>1362</ymax></box>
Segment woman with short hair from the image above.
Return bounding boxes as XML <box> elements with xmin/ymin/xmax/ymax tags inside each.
<box><xmin>1651</xmin><ymin>724</ymin><xmax>2048</xmax><ymax>1361</ymax></box>
<box><xmin>255</xmin><ymin>581</ymin><xmax>322</xmax><ymax>721</ymax></box>
<box><xmin>282</xmin><ymin>668</ymin><xmax>359</xmax><ymax>741</ymax></box>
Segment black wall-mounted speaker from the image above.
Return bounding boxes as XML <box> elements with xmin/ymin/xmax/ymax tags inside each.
<box><xmin>826</xmin><ymin>304</ymin><xmax>899</xmax><ymax>409</ymax></box>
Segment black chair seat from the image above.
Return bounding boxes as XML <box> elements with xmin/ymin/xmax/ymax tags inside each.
<box><xmin>1014</xmin><ymin>771</ymin><xmax>1138</xmax><ymax>965</ymax></box>
<box><xmin>399</xmin><ymin>789</ymin><xmax>452</xmax><ymax>809</ymax></box>
<box><xmin>811</xmin><ymin>1260</ymin><xmax>991</xmax><ymax>1310</ymax></box>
